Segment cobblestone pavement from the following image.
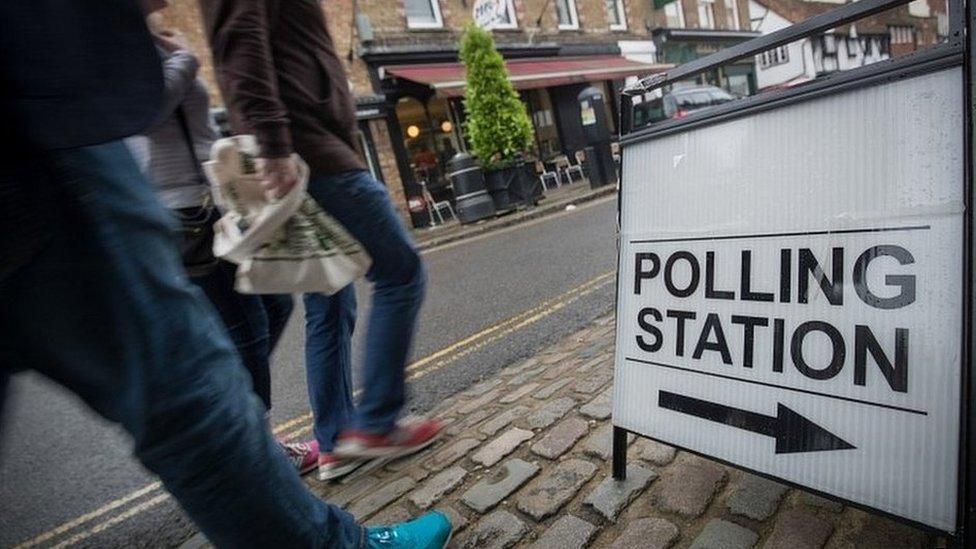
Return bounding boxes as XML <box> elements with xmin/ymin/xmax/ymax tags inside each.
<box><xmin>300</xmin><ymin>314</ymin><xmax>939</xmax><ymax>549</ymax></box>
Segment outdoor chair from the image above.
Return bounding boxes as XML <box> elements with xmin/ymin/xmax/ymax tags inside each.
<box><xmin>536</xmin><ymin>160</ymin><xmax>559</xmax><ymax>191</ymax></box>
<box><xmin>554</xmin><ymin>153</ymin><xmax>585</xmax><ymax>184</ymax></box>
<box><xmin>420</xmin><ymin>180</ymin><xmax>455</xmax><ymax>226</ymax></box>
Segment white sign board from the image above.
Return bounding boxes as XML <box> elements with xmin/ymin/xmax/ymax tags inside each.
<box><xmin>473</xmin><ymin>0</ymin><xmax>508</xmax><ymax>29</ymax></box>
<box><xmin>613</xmin><ymin>66</ymin><xmax>964</xmax><ymax>531</ymax></box>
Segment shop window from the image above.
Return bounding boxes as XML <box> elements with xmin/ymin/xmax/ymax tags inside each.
<box><xmin>555</xmin><ymin>0</ymin><xmax>579</xmax><ymax>30</ymax></box>
<box><xmin>605</xmin><ymin>0</ymin><xmax>627</xmax><ymax>30</ymax></box>
<box><xmin>395</xmin><ymin>96</ymin><xmax>460</xmax><ymax>190</ymax></box>
<box><xmin>723</xmin><ymin>0</ymin><xmax>739</xmax><ymax>30</ymax></box>
<box><xmin>697</xmin><ymin>0</ymin><xmax>715</xmax><ymax>29</ymax></box>
<box><xmin>526</xmin><ymin>89</ymin><xmax>561</xmax><ymax>159</ymax></box>
<box><xmin>405</xmin><ymin>0</ymin><xmax>442</xmax><ymax>28</ymax></box>
<box><xmin>664</xmin><ymin>1</ymin><xmax>685</xmax><ymax>28</ymax></box>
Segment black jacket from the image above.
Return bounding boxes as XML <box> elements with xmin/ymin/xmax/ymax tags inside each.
<box><xmin>0</xmin><ymin>0</ymin><xmax>163</xmax><ymax>150</ymax></box>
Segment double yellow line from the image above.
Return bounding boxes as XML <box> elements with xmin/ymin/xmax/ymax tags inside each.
<box><xmin>14</xmin><ymin>270</ymin><xmax>615</xmax><ymax>548</ymax></box>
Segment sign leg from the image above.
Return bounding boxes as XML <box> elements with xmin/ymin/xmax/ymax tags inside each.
<box><xmin>612</xmin><ymin>426</ymin><xmax>628</xmax><ymax>480</ymax></box>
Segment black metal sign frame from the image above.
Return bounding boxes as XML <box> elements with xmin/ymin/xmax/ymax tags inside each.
<box><xmin>611</xmin><ymin>0</ymin><xmax>974</xmax><ymax>545</ymax></box>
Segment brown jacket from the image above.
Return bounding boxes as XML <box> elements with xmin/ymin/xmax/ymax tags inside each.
<box><xmin>199</xmin><ymin>0</ymin><xmax>366</xmax><ymax>175</ymax></box>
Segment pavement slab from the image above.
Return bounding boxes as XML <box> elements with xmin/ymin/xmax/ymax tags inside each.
<box><xmin>460</xmin><ymin>510</ymin><xmax>528</xmax><ymax>549</ymax></box>
<box><xmin>578</xmin><ymin>387</ymin><xmax>612</xmax><ymax>420</ymax></box>
<box><xmin>633</xmin><ymin>438</ymin><xmax>677</xmax><ymax>466</ymax></box>
<box><xmin>530</xmin><ymin>416</ymin><xmax>590</xmax><ymax>459</ymax></box>
<box><xmin>471</xmin><ymin>427</ymin><xmax>534</xmax><ymax>467</ymax></box>
<box><xmin>727</xmin><ymin>474</ymin><xmax>789</xmax><ymax>521</ymax></box>
<box><xmin>408</xmin><ymin>465</ymin><xmax>467</xmax><ymax>510</ymax></box>
<box><xmin>689</xmin><ymin>519</ymin><xmax>760</xmax><ymax>549</ymax></box>
<box><xmin>347</xmin><ymin>477</ymin><xmax>416</xmax><ymax>520</ymax></box>
<box><xmin>479</xmin><ymin>405</ymin><xmax>530</xmax><ymax>437</ymax></box>
<box><xmin>762</xmin><ymin>509</ymin><xmax>833</xmax><ymax>549</ymax></box>
<box><xmin>584</xmin><ymin>465</ymin><xmax>658</xmax><ymax>521</ymax></box>
<box><xmin>517</xmin><ymin>458</ymin><xmax>598</xmax><ymax>521</ymax></box>
<box><xmin>611</xmin><ymin>517</ymin><xmax>680</xmax><ymax>549</ymax></box>
<box><xmin>423</xmin><ymin>438</ymin><xmax>481</xmax><ymax>471</ymax></box>
<box><xmin>525</xmin><ymin>397</ymin><xmax>577</xmax><ymax>429</ymax></box>
<box><xmin>529</xmin><ymin>515</ymin><xmax>598</xmax><ymax>549</ymax></box>
<box><xmin>657</xmin><ymin>458</ymin><xmax>727</xmax><ymax>517</ymax></box>
<box><xmin>461</xmin><ymin>458</ymin><xmax>539</xmax><ymax>513</ymax></box>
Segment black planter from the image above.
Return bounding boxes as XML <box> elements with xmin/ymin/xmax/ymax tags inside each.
<box><xmin>484</xmin><ymin>166</ymin><xmax>518</xmax><ymax>213</ymax></box>
<box><xmin>447</xmin><ymin>153</ymin><xmax>495</xmax><ymax>224</ymax></box>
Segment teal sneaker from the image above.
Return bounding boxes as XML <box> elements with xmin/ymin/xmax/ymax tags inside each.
<box><xmin>365</xmin><ymin>510</ymin><xmax>452</xmax><ymax>548</ymax></box>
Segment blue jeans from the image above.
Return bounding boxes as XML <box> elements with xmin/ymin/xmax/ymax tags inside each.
<box><xmin>191</xmin><ymin>260</ymin><xmax>294</xmax><ymax>411</ymax></box>
<box><xmin>304</xmin><ymin>170</ymin><xmax>426</xmax><ymax>452</ymax></box>
<box><xmin>0</xmin><ymin>142</ymin><xmax>361</xmax><ymax>548</ymax></box>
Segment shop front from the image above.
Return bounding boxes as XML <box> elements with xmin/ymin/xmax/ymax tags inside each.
<box><xmin>377</xmin><ymin>54</ymin><xmax>667</xmax><ymax>227</ymax></box>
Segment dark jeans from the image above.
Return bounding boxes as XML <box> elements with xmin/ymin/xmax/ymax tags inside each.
<box><xmin>191</xmin><ymin>260</ymin><xmax>294</xmax><ymax>411</ymax></box>
<box><xmin>304</xmin><ymin>170</ymin><xmax>426</xmax><ymax>452</ymax></box>
<box><xmin>0</xmin><ymin>142</ymin><xmax>361</xmax><ymax>547</ymax></box>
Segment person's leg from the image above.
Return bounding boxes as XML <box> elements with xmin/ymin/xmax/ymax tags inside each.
<box><xmin>0</xmin><ymin>142</ymin><xmax>362</xmax><ymax>547</ymax></box>
<box><xmin>304</xmin><ymin>170</ymin><xmax>428</xmax><ymax>437</ymax></box>
<box><xmin>304</xmin><ymin>287</ymin><xmax>356</xmax><ymax>453</ymax></box>
<box><xmin>190</xmin><ymin>260</ymin><xmax>273</xmax><ymax>410</ymax></box>
<box><xmin>262</xmin><ymin>294</ymin><xmax>295</xmax><ymax>354</ymax></box>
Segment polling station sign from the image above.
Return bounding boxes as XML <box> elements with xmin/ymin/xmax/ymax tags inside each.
<box><xmin>612</xmin><ymin>60</ymin><xmax>965</xmax><ymax>532</ymax></box>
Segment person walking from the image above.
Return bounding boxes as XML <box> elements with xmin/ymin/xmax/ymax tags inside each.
<box><xmin>200</xmin><ymin>0</ymin><xmax>442</xmax><ymax>481</ymax></box>
<box><xmin>0</xmin><ymin>1</ymin><xmax>451</xmax><ymax>546</ymax></box>
<box><xmin>127</xmin><ymin>5</ymin><xmax>318</xmax><ymax>474</ymax></box>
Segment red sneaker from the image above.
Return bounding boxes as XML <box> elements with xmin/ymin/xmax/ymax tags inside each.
<box><xmin>334</xmin><ymin>418</ymin><xmax>443</xmax><ymax>460</ymax></box>
<box><xmin>318</xmin><ymin>452</ymin><xmax>367</xmax><ymax>481</ymax></box>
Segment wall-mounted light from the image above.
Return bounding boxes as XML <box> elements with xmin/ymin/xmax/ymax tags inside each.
<box><xmin>440</xmin><ymin>120</ymin><xmax>453</xmax><ymax>133</ymax></box>
<box><xmin>406</xmin><ymin>125</ymin><xmax>421</xmax><ymax>138</ymax></box>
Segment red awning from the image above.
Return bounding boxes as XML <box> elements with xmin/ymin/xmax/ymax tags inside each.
<box><xmin>384</xmin><ymin>55</ymin><xmax>670</xmax><ymax>97</ymax></box>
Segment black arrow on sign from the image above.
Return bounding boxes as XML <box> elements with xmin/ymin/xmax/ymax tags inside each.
<box><xmin>658</xmin><ymin>391</ymin><xmax>856</xmax><ymax>454</ymax></box>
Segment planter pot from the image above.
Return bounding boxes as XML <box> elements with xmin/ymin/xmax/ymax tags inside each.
<box><xmin>447</xmin><ymin>153</ymin><xmax>495</xmax><ymax>224</ymax></box>
<box><xmin>484</xmin><ymin>166</ymin><xmax>518</xmax><ymax>213</ymax></box>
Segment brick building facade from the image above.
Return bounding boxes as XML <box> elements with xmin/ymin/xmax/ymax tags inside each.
<box><xmin>156</xmin><ymin>0</ymin><xmax>946</xmax><ymax>228</ymax></box>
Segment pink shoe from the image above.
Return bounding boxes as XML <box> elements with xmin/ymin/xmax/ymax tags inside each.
<box><xmin>334</xmin><ymin>418</ymin><xmax>443</xmax><ymax>460</ymax></box>
<box><xmin>280</xmin><ymin>439</ymin><xmax>319</xmax><ymax>475</ymax></box>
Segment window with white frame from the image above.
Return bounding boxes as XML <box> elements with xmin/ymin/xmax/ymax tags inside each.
<box><xmin>489</xmin><ymin>0</ymin><xmax>519</xmax><ymax>28</ymax></box>
<box><xmin>757</xmin><ymin>45</ymin><xmax>789</xmax><ymax>68</ymax></box>
<box><xmin>664</xmin><ymin>1</ymin><xmax>685</xmax><ymax>28</ymax></box>
<box><xmin>697</xmin><ymin>0</ymin><xmax>715</xmax><ymax>29</ymax></box>
<box><xmin>555</xmin><ymin>0</ymin><xmax>580</xmax><ymax>29</ymax></box>
<box><xmin>605</xmin><ymin>0</ymin><xmax>627</xmax><ymax>30</ymax></box>
<box><xmin>889</xmin><ymin>25</ymin><xmax>915</xmax><ymax>45</ymax></box>
<box><xmin>404</xmin><ymin>0</ymin><xmax>443</xmax><ymax>28</ymax></box>
<box><xmin>723</xmin><ymin>0</ymin><xmax>739</xmax><ymax>29</ymax></box>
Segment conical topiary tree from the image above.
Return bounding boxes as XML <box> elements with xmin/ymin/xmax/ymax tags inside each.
<box><xmin>459</xmin><ymin>23</ymin><xmax>535</xmax><ymax>168</ymax></box>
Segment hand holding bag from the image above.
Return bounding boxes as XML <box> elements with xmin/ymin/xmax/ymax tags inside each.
<box><xmin>204</xmin><ymin>135</ymin><xmax>371</xmax><ymax>294</ymax></box>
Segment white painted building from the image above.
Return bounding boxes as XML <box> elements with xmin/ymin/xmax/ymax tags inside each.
<box><xmin>748</xmin><ymin>0</ymin><xmax>943</xmax><ymax>91</ymax></box>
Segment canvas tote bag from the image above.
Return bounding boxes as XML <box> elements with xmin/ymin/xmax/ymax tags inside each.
<box><xmin>204</xmin><ymin>135</ymin><xmax>371</xmax><ymax>294</ymax></box>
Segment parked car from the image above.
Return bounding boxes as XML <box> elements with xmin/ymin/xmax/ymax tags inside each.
<box><xmin>632</xmin><ymin>85</ymin><xmax>736</xmax><ymax>129</ymax></box>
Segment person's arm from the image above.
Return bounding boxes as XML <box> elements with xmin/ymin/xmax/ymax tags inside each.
<box><xmin>199</xmin><ymin>0</ymin><xmax>298</xmax><ymax>197</ymax></box>
<box><xmin>199</xmin><ymin>0</ymin><xmax>291</xmax><ymax>159</ymax></box>
<box><xmin>154</xmin><ymin>49</ymin><xmax>200</xmax><ymax>126</ymax></box>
